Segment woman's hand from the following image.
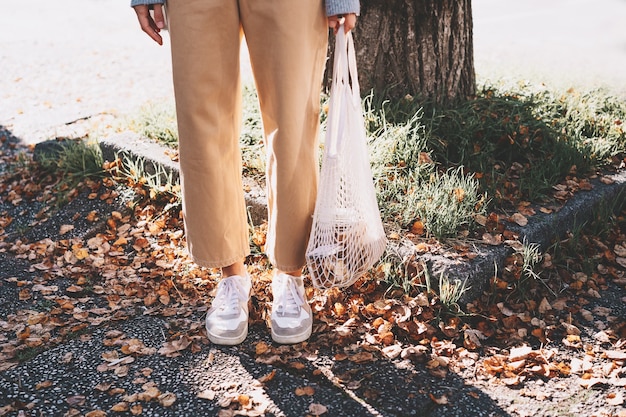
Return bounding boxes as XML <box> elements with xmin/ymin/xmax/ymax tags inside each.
<box><xmin>133</xmin><ymin>4</ymin><xmax>166</xmax><ymax>45</ymax></box>
<box><xmin>328</xmin><ymin>13</ymin><xmax>357</xmax><ymax>35</ymax></box>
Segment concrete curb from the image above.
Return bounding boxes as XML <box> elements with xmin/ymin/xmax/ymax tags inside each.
<box><xmin>425</xmin><ymin>170</ymin><xmax>626</xmax><ymax>304</ymax></box>
<box><xmin>96</xmin><ymin>132</ymin><xmax>626</xmax><ymax>305</ymax></box>
<box><xmin>99</xmin><ymin>132</ymin><xmax>268</xmax><ymax>227</ymax></box>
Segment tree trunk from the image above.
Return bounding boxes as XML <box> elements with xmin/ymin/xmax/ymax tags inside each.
<box><xmin>350</xmin><ymin>0</ymin><xmax>476</xmax><ymax>105</ymax></box>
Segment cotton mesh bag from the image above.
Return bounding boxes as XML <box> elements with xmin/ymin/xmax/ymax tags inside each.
<box><xmin>306</xmin><ymin>27</ymin><xmax>387</xmax><ymax>289</ymax></box>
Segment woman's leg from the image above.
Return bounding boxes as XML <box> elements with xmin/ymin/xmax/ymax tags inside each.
<box><xmin>240</xmin><ymin>0</ymin><xmax>329</xmax><ymax>273</ymax></box>
<box><xmin>241</xmin><ymin>0</ymin><xmax>328</xmax><ymax>344</ymax></box>
<box><xmin>168</xmin><ymin>0</ymin><xmax>252</xmax><ymax>345</ymax></box>
<box><xmin>167</xmin><ymin>0</ymin><xmax>250</xmax><ymax>269</ymax></box>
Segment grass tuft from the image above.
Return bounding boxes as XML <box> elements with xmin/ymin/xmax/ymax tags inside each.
<box><xmin>125</xmin><ymin>101</ymin><xmax>178</xmax><ymax>148</ymax></box>
<box><xmin>114</xmin><ymin>151</ymin><xmax>181</xmax><ymax>209</ymax></box>
<box><xmin>37</xmin><ymin>139</ymin><xmax>105</xmax><ymax>185</ymax></box>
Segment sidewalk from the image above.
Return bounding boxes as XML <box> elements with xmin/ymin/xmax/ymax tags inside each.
<box><xmin>2</xmin><ymin>0</ymin><xmax>625</xmax><ymax>144</ymax></box>
<box><xmin>473</xmin><ymin>0</ymin><xmax>626</xmax><ymax>98</ymax></box>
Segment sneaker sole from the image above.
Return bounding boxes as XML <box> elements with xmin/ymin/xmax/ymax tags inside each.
<box><xmin>271</xmin><ymin>326</ymin><xmax>312</xmax><ymax>345</ymax></box>
<box><xmin>206</xmin><ymin>322</ymin><xmax>248</xmax><ymax>346</ymax></box>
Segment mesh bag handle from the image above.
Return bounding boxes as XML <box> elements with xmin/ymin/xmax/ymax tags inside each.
<box><xmin>326</xmin><ymin>28</ymin><xmax>360</xmax><ymax>157</ymax></box>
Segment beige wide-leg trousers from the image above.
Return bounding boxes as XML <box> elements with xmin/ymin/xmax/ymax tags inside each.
<box><xmin>166</xmin><ymin>0</ymin><xmax>328</xmax><ymax>271</ymax></box>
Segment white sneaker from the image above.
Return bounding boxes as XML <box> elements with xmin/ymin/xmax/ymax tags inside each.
<box><xmin>271</xmin><ymin>272</ymin><xmax>312</xmax><ymax>344</ymax></box>
<box><xmin>205</xmin><ymin>274</ymin><xmax>251</xmax><ymax>345</ymax></box>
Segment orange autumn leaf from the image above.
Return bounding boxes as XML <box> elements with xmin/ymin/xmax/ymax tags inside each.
<box><xmin>333</xmin><ymin>302</ymin><xmax>347</xmax><ymax>316</ymax></box>
<box><xmin>410</xmin><ymin>220</ymin><xmax>425</xmax><ymax>235</ymax></box>
<box><xmin>111</xmin><ymin>402</ymin><xmax>129</xmax><ymax>412</ymax></box>
<box><xmin>295</xmin><ymin>386</ymin><xmax>315</xmax><ymax>396</ymax></box>
<box><xmin>531</xmin><ymin>328</ymin><xmax>546</xmax><ymax>342</ymax></box>
<box><xmin>509</xmin><ymin>212</ymin><xmax>528</xmax><ymax>226</ymax></box>
<box><xmin>255</xmin><ymin>341</ymin><xmax>270</xmax><ymax>356</ymax></box>
<box><xmin>258</xmin><ymin>370</ymin><xmax>276</xmax><ymax>383</ymax></box>
<box><xmin>17</xmin><ymin>326</ymin><xmax>31</xmax><ymax>340</ymax></box>
<box><xmin>158</xmin><ymin>392</ymin><xmax>177</xmax><ymax>407</ymax></box>
<box><xmin>130</xmin><ymin>404</ymin><xmax>143</xmax><ymax>415</ymax></box>
<box><xmin>18</xmin><ymin>288</ymin><xmax>31</xmax><ymax>301</ymax></box>
<box><xmin>453</xmin><ymin>188</ymin><xmax>465</xmax><ymax>203</ymax></box>
<box><xmin>429</xmin><ymin>393</ymin><xmax>449</xmax><ymax>405</ymax></box>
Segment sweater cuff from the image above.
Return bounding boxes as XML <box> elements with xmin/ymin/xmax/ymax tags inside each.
<box><xmin>130</xmin><ymin>0</ymin><xmax>164</xmax><ymax>7</ymax></box>
<box><xmin>326</xmin><ymin>0</ymin><xmax>360</xmax><ymax>16</ymax></box>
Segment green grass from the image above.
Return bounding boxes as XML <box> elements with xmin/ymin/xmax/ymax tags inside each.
<box><xmin>516</xmin><ymin>238</ymin><xmax>553</xmax><ymax>300</ymax></box>
<box><xmin>15</xmin><ymin>346</ymin><xmax>45</xmax><ymax>362</ymax></box>
<box><xmin>544</xmin><ymin>189</ymin><xmax>626</xmax><ymax>285</ymax></box>
<box><xmin>37</xmin><ymin>139</ymin><xmax>105</xmax><ymax>181</ymax></box>
<box><xmin>116</xmin><ymin>81</ymin><xmax>626</xmax><ymax>239</ymax></box>
<box><xmin>114</xmin><ymin>151</ymin><xmax>181</xmax><ymax>209</ymax></box>
<box><xmin>424</xmin><ymin>82</ymin><xmax>626</xmax><ymax>206</ymax></box>
<box><xmin>35</xmin><ymin>139</ymin><xmax>106</xmax><ymax>206</ymax></box>
<box><xmin>585</xmin><ymin>189</ymin><xmax>626</xmax><ymax>238</ymax></box>
<box><xmin>124</xmin><ymin>101</ymin><xmax>178</xmax><ymax>148</ymax></box>
<box><xmin>379</xmin><ymin>237</ymin><xmax>423</xmax><ymax>295</ymax></box>
<box><xmin>436</xmin><ymin>272</ymin><xmax>470</xmax><ymax>316</ymax></box>
<box><xmin>240</xmin><ymin>85</ymin><xmax>266</xmax><ymax>178</ymax></box>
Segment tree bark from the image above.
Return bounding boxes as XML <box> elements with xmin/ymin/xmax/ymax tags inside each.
<box><xmin>350</xmin><ymin>0</ymin><xmax>476</xmax><ymax>105</ymax></box>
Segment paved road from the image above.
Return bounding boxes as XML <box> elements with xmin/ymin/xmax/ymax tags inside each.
<box><xmin>0</xmin><ymin>0</ymin><xmax>174</xmax><ymax>144</ymax></box>
<box><xmin>1</xmin><ymin>0</ymin><xmax>625</xmax><ymax>144</ymax></box>
<box><xmin>473</xmin><ymin>0</ymin><xmax>626</xmax><ymax>97</ymax></box>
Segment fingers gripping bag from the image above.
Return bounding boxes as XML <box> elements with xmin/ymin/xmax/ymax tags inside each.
<box><xmin>306</xmin><ymin>27</ymin><xmax>387</xmax><ymax>289</ymax></box>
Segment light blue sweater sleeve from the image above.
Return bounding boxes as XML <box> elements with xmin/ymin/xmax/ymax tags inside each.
<box><xmin>130</xmin><ymin>0</ymin><xmax>163</xmax><ymax>6</ymax></box>
<box><xmin>326</xmin><ymin>0</ymin><xmax>360</xmax><ymax>16</ymax></box>
<box><xmin>130</xmin><ymin>0</ymin><xmax>360</xmax><ymax>16</ymax></box>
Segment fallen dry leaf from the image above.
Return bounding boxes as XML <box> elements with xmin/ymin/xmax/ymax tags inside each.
<box><xmin>482</xmin><ymin>233</ymin><xmax>502</xmax><ymax>246</ymax></box>
<box><xmin>198</xmin><ymin>389</ymin><xmax>216</xmax><ymax>400</ymax></box>
<box><xmin>130</xmin><ymin>404</ymin><xmax>143</xmax><ymax>415</ymax></box>
<box><xmin>158</xmin><ymin>392</ymin><xmax>177</xmax><ymax>407</ymax></box>
<box><xmin>111</xmin><ymin>402</ymin><xmax>129</xmax><ymax>412</ymax></box>
<box><xmin>59</xmin><ymin>224</ymin><xmax>75</xmax><ymax>235</ymax></box>
<box><xmin>605</xmin><ymin>350</ymin><xmax>626</xmax><ymax>361</ymax></box>
<box><xmin>295</xmin><ymin>386</ymin><xmax>315</xmax><ymax>396</ymax></box>
<box><xmin>509</xmin><ymin>345</ymin><xmax>533</xmax><ymax>362</ymax></box>
<box><xmin>255</xmin><ymin>341</ymin><xmax>270</xmax><ymax>356</ymax></box>
<box><xmin>509</xmin><ymin>212</ymin><xmax>528</xmax><ymax>226</ymax></box>
<box><xmin>308</xmin><ymin>403</ymin><xmax>328</xmax><ymax>416</ymax></box>
<box><xmin>607</xmin><ymin>391</ymin><xmax>624</xmax><ymax>406</ymax></box>
<box><xmin>65</xmin><ymin>395</ymin><xmax>86</xmax><ymax>407</ymax></box>
<box><xmin>464</xmin><ymin>329</ymin><xmax>487</xmax><ymax>350</ymax></box>
<box><xmin>382</xmin><ymin>344</ymin><xmax>403</xmax><ymax>359</ymax></box>
<box><xmin>158</xmin><ymin>335</ymin><xmax>191</xmax><ymax>357</ymax></box>
<box><xmin>429</xmin><ymin>393</ymin><xmax>449</xmax><ymax>405</ymax></box>
<box><xmin>614</xmin><ymin>244</ymin><xmax>626</xmax><ymax>257</ymax></box>
<box><xmin>35</xmin><ymin>380</ymin><xmax>53</xmax><ymax>390</ymax></box>
<box><xmin>85</xmin><ymin>411</ymin><xmax>107</xmax><ymax>417</ymax></box>
<box><xmin>139</xmin><ymin>386</ymin><xmax>160</xmax><ymax>401</ymax></box>
<box><xmin>237</xmin><ymin>394</ymin><xmax>250</xmax><ymax>407</ymax></box>
<box><xmin>349</xmin><ymin>351</ymin><xmax>375</xmax><ymax>364</ymax></box>
<box><xmin>580</xmin><ymin>377</ymin><xmax>607</xmax><ymax>389</ymax></box>
<box><xmin>258</xmin><ymin>370</ymin><xmax>276</xmax><ymax>384</ymax></box>
<box><xmin>538</xmin><ymin>297</ymin><xmax>552</xmax><ymax>313</ymax></box>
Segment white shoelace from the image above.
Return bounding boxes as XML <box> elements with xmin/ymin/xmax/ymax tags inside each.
<box><xmin>274</xmin><ymin>276</ymin><xmax>305</xmax><ymax>316</ymax></box>
<box><xmin>214</xmin><ymin>277</ymin><xmax>248</xmax><ymax>315</ymax></box>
